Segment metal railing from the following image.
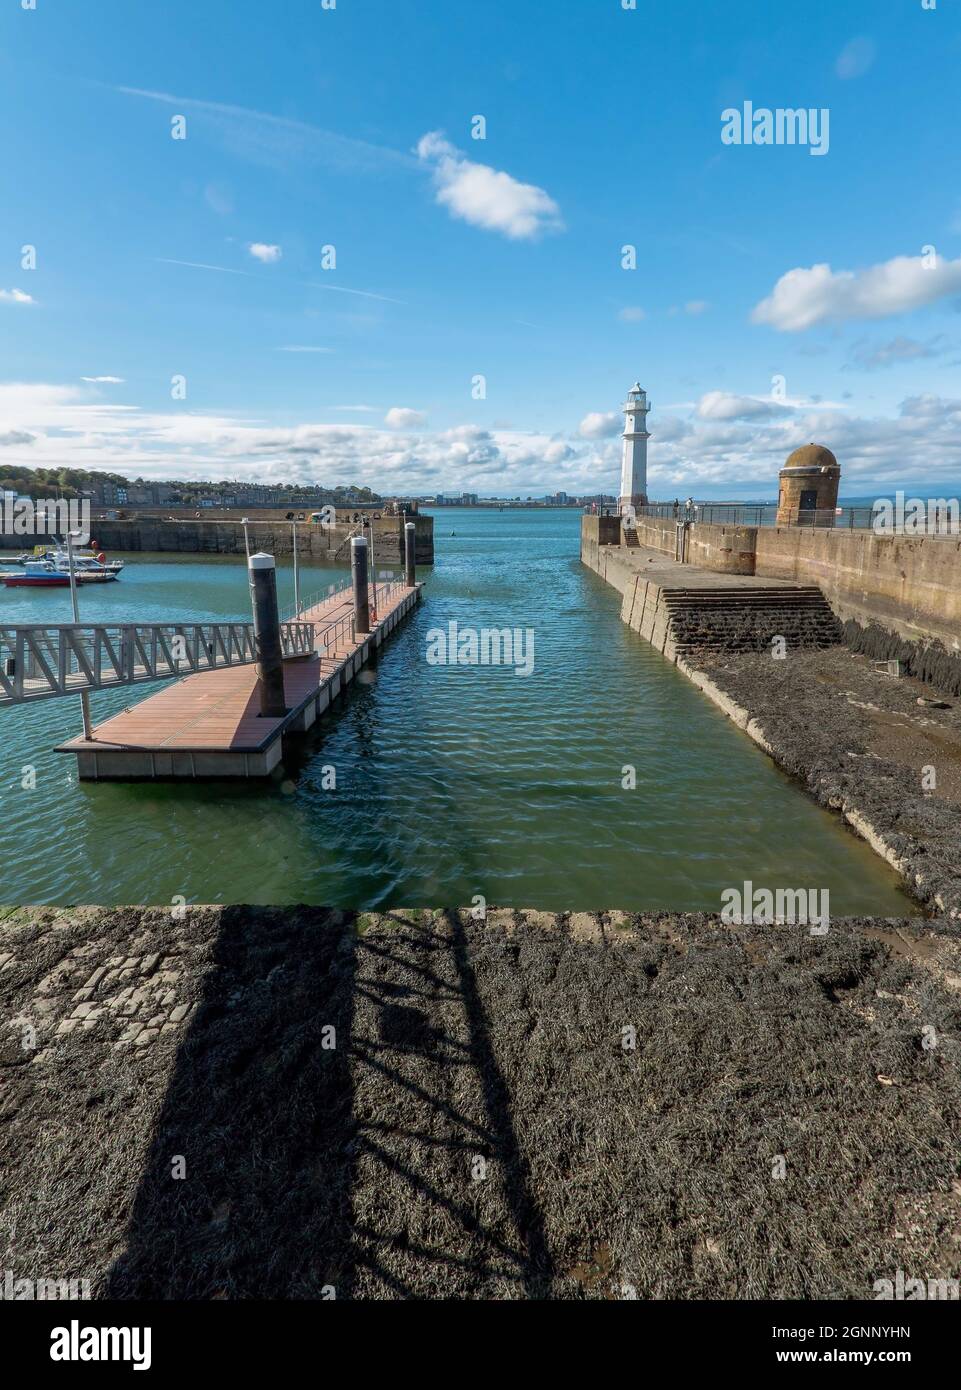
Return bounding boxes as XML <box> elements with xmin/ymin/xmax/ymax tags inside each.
<box><xmin>614</xmin><ymin>502</ymin><xmax>961</xmax><ymax>533</ymax></box>
<box><xmin>280</xmin><ymin>576</ymin><xmax>351</xmax><ymax>625</ymax></box>
<box><xmin>369</xmin><ymin>580</ymin><xmax>406</xmax><ymax>612</ymax></box>
<box><xmin>0</xmin><ymin>574</ymin><xmax>413</xmax><ymax>706</ymax></box>
<box><xmin>281</xmin><ymin>574</ymin><xmax>404</xmax><ymax>626</ymax></box>
<box><xmin>289</xmin><ymin>578</ymin><xmax>407</xmax><ymax>658</ymax></box>
<box><xmin>0</xmin><ymin>620</ymin><xmax>316</xmax><ymax>706</ymax></box>
<box><xmin>317</xmin><ymin>611</ymin><xmax>355</xmax><ymax>656</ymax></box>
<box><xmin>635</xmin><ymin>502</ymin><xmax>773</xmax><ymax>525</ymax></box>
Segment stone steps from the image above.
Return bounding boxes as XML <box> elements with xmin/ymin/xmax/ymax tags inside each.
<box><xmin>660</xmin><ymin>586</ymin><xmax>841</xmax><ymax>654</ymax></box>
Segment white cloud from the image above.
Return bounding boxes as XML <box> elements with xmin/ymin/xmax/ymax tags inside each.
<box><xmin>618</xmin><ymin>306</ymin><xmax>646</xmax><ymax>322</ymax></box>
<box><xmin>696</xmin><ymin>391</ymin><xmax>791</xmax><ymax>421</ymax></box>
<box><xmin>0</xmin><ymin>380</ymin><xmax>593</xmax><ymax>495</ymax></box>
<box><xmin>578</xmin><ymin>411</ymin><xmax>621</xmax><ymax>440</ymax></box>
<box><xmin>81</xmin><ymin>375</ymin><xmax>125</xmax><ymax>383</ymax></box>
<box><xmin>836</xmin><ymin>36</ymin><xmax>877</xmax><ymax>79</ymax></box>
<box><xmin>644</xmin><ymin>394</ymin><xmax>961</xmax><ymax>493</ymax></box>
<box><xmin>4</xmin><ymin>377</ymin><xmax>960</xmax><ymax>498</ymax></box>
<box><xmin>847</xmin><ymin>335</ymin><xmax>946</xmax><ymax>371</ymax></box>
<box><xmin>415</xmin><ymin>131</ymin><xmax>562</xmax><ymax>240</ymax></box>
<box><xmin>685</xmin><ymin>300</ymin><xmax>710</xmax><ymax>315</ymax></box>
<box><xmin>543</xmin><ymin>440</ymin><xmax>576</xmax><ymax>464</ymax></box>
<box><xmin>385</xmin><ymin>407</ymin><xmax>427</xmax><ymax>429</ymax></box>
<box><xmin>0</xmin><ymin>288</ymin><xmax>35</xmax><ymax>305</ymax></box>
<box><xmin>752</xmin><ymin>253</ymin><xmax>961</xmax><ymax>331</ymax></box>
<box><xmin>249</xmin><ymin>242</ymin><xmax>282</xmax><ymax>263</ymax></box>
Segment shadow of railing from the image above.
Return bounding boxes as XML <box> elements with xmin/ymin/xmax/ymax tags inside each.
<box><xmin>106</xmin><ymin>906</ymin><xmax>555</xmax><ymax>1299</ymax></box>
<box><xmin>106</xmin><ymin>906</ymin><xmax>359</xmax><ymax>1299</ymax></box>
<box><xmin>345</xmin><ymin>910</ymin><xmax>555</xmax><ymax>1297</ymax></box>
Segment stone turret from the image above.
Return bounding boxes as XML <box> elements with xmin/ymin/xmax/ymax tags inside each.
<box><xmin>776</xmin><ymin>443</ymin><xmax>840</xmax><ymax>526</ymax></box>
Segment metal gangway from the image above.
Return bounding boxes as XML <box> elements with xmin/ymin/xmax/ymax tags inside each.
<box><xmin>0</xmin><ymin>619</ymin><xmax>317</xmax><ymax>707</ymax></box>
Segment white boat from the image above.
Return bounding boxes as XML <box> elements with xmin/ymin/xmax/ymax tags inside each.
<box><xmin>2</xmin><ymin>554</ymin><xmax>119</xmax><ymax>586</ymax></box>
<box><xmin>45</xmin><ymin>546</ymin><xmax>124</xmax><ymax>575</ymax></box>
<box><xmin>62</xmin><ymin>556</ymin><xmax>120</xmax><ymax>583</ymax></box>
<box><xmin>12</xmin><ymin>544</ymin><xmax>125</xmax><ymax>574</ymax></box>
<box><xmin>47</xmin><ymin>552</ymin><xmax>120</xmax><ymax>584</ymax></box>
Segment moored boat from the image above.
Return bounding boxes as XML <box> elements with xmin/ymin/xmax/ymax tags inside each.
<box><xmin>72</xmin><ymin>562</ymin><xmax>120</xmax><ymax>584</ymax></box>
<box><xmin>9</xmin><ymin>543</ymin><xmax>125</xmax><ymax>574</ymax></box>
<box><xmin>1</xmin><ymin>555</ymin><xmax>121</xmax><ymax>587</ymax></box>
<box><xmin>45</xmin><ymin>545</ymin><xmax>125</xmax><ymax>575</ymax></box>
<box><xmin>1</xmin><ymin>560</ymin><xmax>70</xmax><ymax>588</ymax></box>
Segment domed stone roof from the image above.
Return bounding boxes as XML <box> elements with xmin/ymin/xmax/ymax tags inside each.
<box><xmin>783</xmin><ymin>443</ymin><xmax>838</xmax><ymax>471</ymax></box>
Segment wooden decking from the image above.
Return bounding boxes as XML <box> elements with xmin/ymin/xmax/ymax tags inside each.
<box><xmin>57</xmin><ymin>582</ymin><xmax>421</xmax><ymax>779</ymax></box>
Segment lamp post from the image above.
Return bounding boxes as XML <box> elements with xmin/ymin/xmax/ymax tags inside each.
<box><xmin>364</xmin><ymin>514</ymin><xmax>378</xmax><ymax>618</ymax></box>
<box><xmin>292</xmin><ymin>520</ymin><xmax>301</xmax><ymax>615</ymax></box>
<box><xmin>65</xmin><ymin>529</ymin><xmax>93</xmax><ymax>741</ymax></box>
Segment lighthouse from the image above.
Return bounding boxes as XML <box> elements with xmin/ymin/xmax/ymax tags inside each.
<box><xmin>619</xmin><ymin>382</ymin><xmax>650</xmax><ymax>514</ymax></box>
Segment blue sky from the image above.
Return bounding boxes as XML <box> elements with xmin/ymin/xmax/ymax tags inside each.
<box><xmin>1</xmin><ymin>0</ymin><xmax>960</xmax><ymax>499</ymax></box>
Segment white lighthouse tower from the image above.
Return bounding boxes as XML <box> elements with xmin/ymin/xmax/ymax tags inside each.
<box><xmin>619</xmin><ymin>382</ymin><xmax>651</xmax><ymax>514</ymax></box>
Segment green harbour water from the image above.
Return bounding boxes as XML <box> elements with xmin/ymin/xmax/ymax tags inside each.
<box><xmin>0</xmin><ymin>509</ymin><xmax>909</xmax><ymax>913</ymax></box>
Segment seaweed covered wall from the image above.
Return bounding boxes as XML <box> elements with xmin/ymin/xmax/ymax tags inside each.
<box><xmin>842</xmin><ymin>620</ymin><xmax>961</xmax><ymax>698</ymax></box>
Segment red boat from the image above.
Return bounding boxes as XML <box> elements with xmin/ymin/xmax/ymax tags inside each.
<box><xmin>1</xmin><ymin>560</ymin><xmax>70</xmax><ymax>588</ymax></box>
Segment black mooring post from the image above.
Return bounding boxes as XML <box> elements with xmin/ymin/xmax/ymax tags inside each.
<box><xmin>351</xmin><ymin>535</ymin><xmax>371</xmax><ymax>634</ymax></box>
<box><xmin>404</xmin><ymin>520</ymin><xmax>416</xmax><ymax>587</ymax></box>
<box><xmin>248</xmin><ymin>551</ymin><xmax>288</xmax><ymax>716</ymax></box>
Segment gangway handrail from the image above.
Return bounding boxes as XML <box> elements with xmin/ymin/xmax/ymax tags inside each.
<box><xmin>0</xmin><ymin>619</ymin><xmax>316</xmax><ymax>706</ymax></box>
<box><xmin>1</xmin><ymin>579</ymin><xmax>412</xmax><ymax>707</ymax></box>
